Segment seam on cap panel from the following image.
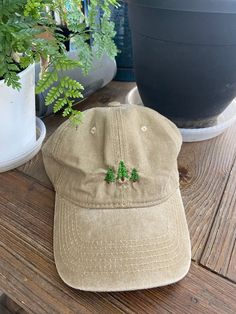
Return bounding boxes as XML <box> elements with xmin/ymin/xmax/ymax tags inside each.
<box><xmin>123</xmin><ymin>109</ymin><xmax>132</xmax><ymax>203</ymax></box>
<box><xmin>54</xmin><ymin>165</ymin><xmax>179</xmax><ymax>208</ymax></box>
<box><xmin>111</xmin><ymin>108</ymin><xmax>118</xmax><ymax>166</ymax></box>
<box><xmin>57</xmin><ymin>185</ymin><xmax>179</xmax><ymax>209</ymax></box>
<box><xmin>117</xmin><ymin>109</ymin><xmax>124</xmax><ymax>205</ymax></box>
<box><xmin>138</xmin><ymin>105</ymin><xmax>181</xmax><ymax>153</ymax></box>
<box><xmin>50</xmin><ymin>122</ymin><xmax>68</xmax><ymax>159</ymax></box>
<box><xmin>115</xmin><ymin>109</ymin><xmax>124</xmax><ymax>205</ymax></box>
<box><xmin>111</xmin><ymin>108</ymin><xmax>121</xmax><ymax>203</ymax></box>
<box><xmin>53</xmin><ymin>122</ymin><xmax>71</xmax><ymax>187</ymax></box>
<box><xmin>43</xmin><ymin>120</ymin><xmax>68</xmax><ymax>159</ymax></box>
<box><xmin>116</xmin><ymin>109</ymin><xmax>124</xmax><ymax>159</ymax></box>
<box><xmin>159</xmin><ymin>115</ymin><xmax>182</xmax><ymax>153</ymax></box>
<box><xmin>119</xmin><ymin>107</ymin><xmax>129</xmax><ymax>206</ymax></box>
<box><xmin>53</xmin><ymin>121</ymin><xmax>69</xmax><ymax>156</ymax></box>
<box><xmin>44</xmin><ymin>121</ymin><xmax>69</xmax><ymax>186</ymax></box>
<box><xmin>119</xmin><ymin>108</ymin><xmax>128</xmax><ymax>162</ymax></box>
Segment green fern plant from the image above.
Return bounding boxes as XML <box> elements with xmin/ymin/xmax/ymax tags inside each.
<box><xmin>0</xmin><ymin>0</ymin><xmax>118</xmax><ymax>124</ymax></box>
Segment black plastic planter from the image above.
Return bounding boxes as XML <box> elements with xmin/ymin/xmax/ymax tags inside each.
<box><xmin>111</xmin><ymin>0</ymin><xmax>135</xmax><ymax>81</ymax></box>
<box><xmin>127</xmin><ymin>0</ymin><xmax>236</xmax><ymax>127</ymax></box>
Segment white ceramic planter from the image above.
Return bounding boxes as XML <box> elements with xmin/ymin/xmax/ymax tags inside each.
<box><xmin>0</xmin><ymin>64</ymin><xmax>36</xmax><ymax>163</ymax></box>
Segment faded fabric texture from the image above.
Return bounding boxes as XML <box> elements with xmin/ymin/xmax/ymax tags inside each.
<box><xmin>42</xmin><ymin>104</ymin><xmax>191</xmax><ymax>291</ymax></box>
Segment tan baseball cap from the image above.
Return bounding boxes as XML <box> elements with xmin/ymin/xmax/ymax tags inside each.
<box><xmin>42</xmin><ymin>102</ymin><xmax>191</xmax><ymax>292</ymax></box>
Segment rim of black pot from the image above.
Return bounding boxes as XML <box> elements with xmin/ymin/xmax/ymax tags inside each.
<box><xmin>126</xmin><ymin>0</ymin><xmax>236</xmax><ymax>13</ymax></box>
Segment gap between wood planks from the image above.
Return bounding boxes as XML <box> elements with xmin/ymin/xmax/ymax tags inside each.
<box><xmin>199</xmin><ymin>152</ymin><xmax>236</xmax><ymax>281</ymax></box>
<box><xmin>199</xmin><ymin>152</ymin><xmax>236</xmax><ymax>263</ymax></box>
<box><xmin>1</xmin><ymin>166</ymin><xmax>236</xmax><ymax>313</ymax></box>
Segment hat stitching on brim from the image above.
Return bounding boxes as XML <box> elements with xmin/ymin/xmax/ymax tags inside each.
<box><xmin>54</xmin><ymin>191</ymin><xmax>190</xmax><ymax>274</ymax></box>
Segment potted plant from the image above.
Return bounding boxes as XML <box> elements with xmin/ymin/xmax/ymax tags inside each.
<box><xmin>0</xmin><ymin>0</ymin><xmax>118</xmax><ymax>171</ymax></box>
<box><xmin>111</xmin><ymin>0</ymin><xmax>135</xmax><ymax>81</ymax></box>
<box><xmin>127</xmin><ymin>0</ymin><xmax>236</xmax><ymax>128</ymax></box>
<box><xmin>36</xmin><ymin>1</ymin><xmax>118</xmax><ymax>117</ymax></box>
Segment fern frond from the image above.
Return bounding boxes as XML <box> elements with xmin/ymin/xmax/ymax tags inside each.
<box><xmin>0</xmin><ymin>0</ymin><xmax>118</xmax><ymax>127</ymax></box>
<box><xmin>53</xmin><ymin>98</ymin><xmax>68</xmax><ymax>113</ymax></box>
<box><xmin>45</xmin><ymin>86</ymin><xmax>63</xmax><ymax>105</ymax></box>
<box><xmin>35</xmin><ymin>70</ymin><xmax>58</xmax><ymax>93</ymax></box>
<box><xmin>4</xmin><ymin>71</ymin><xmax>21</xmax><ymax>90</ymax></box>
<box><xmin>72</xmin><ymin>35</ymin><xmax>93</xmax><ymax>75</ymax></box>
<box><xmin>69</xmin><ymin>109</ymin><xmax>84</xmax><ymax>126</ymax></box>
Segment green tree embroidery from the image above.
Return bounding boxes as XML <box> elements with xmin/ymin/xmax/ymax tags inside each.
<box><xmin>130</xmin><ymin>168</ymin><xmax>139</xmax><ymax>182</ymax></box>
<box><xmin>116</xmin><ymin>161</ymin><xmax>129</xmax><ymax>182</ymax></box>
<box><xmin>105</xmin><ymin>168</ymin><xmax>116</xmax><ymax>183</ymax></box>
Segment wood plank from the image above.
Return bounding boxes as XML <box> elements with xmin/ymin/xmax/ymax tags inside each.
<box><xmin>0</xmin><ymin>172</ymin><xmax>123</xmax><ymax>314</ymax></box>
<box><xmin>101</xmin><ymin>263</ymin><xmax>236</xmax><ymax>314</ymax></box>
<box><xmin>0</xmin><ymin>244</ymin><xmax>123</xmax><ymax>314</ymax></box>
<box><xmin>0</xmin><ymin>294</ymin><xmax>27</xmax><ymax>314</ymax></box>
<box><xmin>3</xmin><ymin>237</ymin><xmax>236</xmax><ymax>314</ymax></box>
<box><xmin>1</xmin><ymin>171</ymin><xmax>236</xmax><ymax>313</ymax></box>
<box><xmin>0</xmin><ymin>171</ymin><xmax>54</xmax><ymax>255</ymax></box>
<box><xmin>0</xmin><ymin>303</ymin><xmax>12</xmax><ymax>314</ymax></box>
<box><xmin>200</xmin><ymin>157</ymin><xmax>236</xmax><ymax>282</ymax></box>
<box><xmin>227</xmin><ymin>241</ymin><xmax>236</xmax><ymax>282</ymax></box>
<box><xmin>178</xmin><ymin>122</ymin><xmax>236</xmax><ymax>261</ymax></box>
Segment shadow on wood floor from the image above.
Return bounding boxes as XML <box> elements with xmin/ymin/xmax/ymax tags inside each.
<box><xmin>0</xmin><ymin>294</ymin><xmax>27</xmax><ymax>314</ymax></box>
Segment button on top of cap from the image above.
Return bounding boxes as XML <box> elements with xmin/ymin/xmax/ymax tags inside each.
<box><xmin>108</xmin><ymin>101</ymin><xmax>121</xmax><ymax>107</ymax></box>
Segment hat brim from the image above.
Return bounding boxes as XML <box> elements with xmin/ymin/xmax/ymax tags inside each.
<box><xmin>53</xmin><ymin>189</ymin><xmax>191</xmax><ymax>292</ymax></box>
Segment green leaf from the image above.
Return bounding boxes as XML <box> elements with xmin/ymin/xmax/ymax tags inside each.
<box><xmin>0</xmin><ymin>0</ymin><xmax>118</xmax><ymax>124</ymax></box>
<box><xmin>69</xmin><ymin>110</ymin><xmax>84</xmax><ymax>126</ymax></box>
<box><xmin>36</xmin><ymin>71</ymin><xmax>58</xmax><ymax>94</ymax></box>
<box><xmin>72</xmin><ymin>35</ymin><xmax>93</xmax><ymax>75</ymax></box>
<box><xmin>4</xmin><ymin>71</ymin><xmax>21</xmax><ymax>90</ymax></box>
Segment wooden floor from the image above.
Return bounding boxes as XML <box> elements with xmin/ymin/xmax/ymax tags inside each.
<box><xmin>0</xmin><ymin>82</ymin><xmax>236</xmax><ymax>313</ymax></box>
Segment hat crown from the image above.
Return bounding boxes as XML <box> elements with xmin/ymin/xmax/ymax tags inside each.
<box><xmin>43</xmin><ymin>105</ymin><xmax>182</xmax><ymax>209</ymax></box>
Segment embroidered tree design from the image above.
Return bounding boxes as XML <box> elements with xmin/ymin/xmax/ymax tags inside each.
<box><xmin>130</xmin><ymin>168</ymin><xmax>139</xmax><ymax>182</ymax></box>
<box><xmin>116</xmin><ymin>160</ymin><xmax>129</xmax><ymax>182</ymax></box>
<box><xmin>105</xmin><ymin>168</ymin><xmax>116</xmax><ymax>183</ymax></box>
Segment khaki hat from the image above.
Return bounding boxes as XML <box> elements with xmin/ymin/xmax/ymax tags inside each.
<box><xmin>42</xmin><ymin>102</ymin><xmax>191</xmax><ymax>292</ymax></box>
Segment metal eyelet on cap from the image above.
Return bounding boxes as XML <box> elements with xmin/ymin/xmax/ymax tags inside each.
<box><xmin>91</xmin><ymin>126</ymin><xmax>96</xmax><ymax>134</ymax></box>
<box><xmin>141</xmin><ymin>126</ymin><xmax>147</xmax><ymax>132</ymax></box>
